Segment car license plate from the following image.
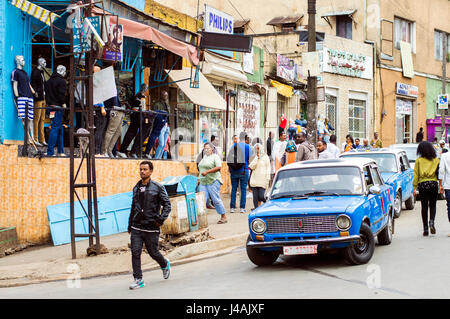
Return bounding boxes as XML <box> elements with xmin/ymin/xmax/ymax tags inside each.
<box><xmin>283</xmin><ymin>245</ymin><xmax>317</xmax><ymax>256</ymax></box>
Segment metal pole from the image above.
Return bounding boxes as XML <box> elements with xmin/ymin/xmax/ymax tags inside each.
<box><xmin>441</xmin><ymin>35</ymin><xmax>447</xmax><ymax>142</ymax></box>
<box><xmin>69</xmin><ymin>3</ymin><xmax>76</xmax><ymax>259</ymax></box>
<box><xmin>23</xmin><ymin>101</ymin><xmax>29</xmax><ymax>157</ymax></box>
<box><xmin>306</xmin><ymin>0</ymin><xmax>318</xmax><ymax>145</ymax></box>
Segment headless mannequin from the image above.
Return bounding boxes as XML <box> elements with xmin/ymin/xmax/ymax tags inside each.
<box><xmin>12</xmin><ymin>55</ymin><xmax>37</xmax><ymax>144</ymax></box>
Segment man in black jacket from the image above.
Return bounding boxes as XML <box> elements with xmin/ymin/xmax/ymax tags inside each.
<box><xmin>128</xmin><ymin>161</ymin><xmax>171</xmax><ymax>289</ymax></box>
<box><xmin>45</xmin><ymin>65</ymin><xmax>67</xmax><ymax>156</ymax></box>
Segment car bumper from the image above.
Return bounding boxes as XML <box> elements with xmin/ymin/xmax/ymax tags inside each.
<box><xmin>247</xmin><ymin>235</ymin><xmax>361</xmax><ymax>248</ymax></box>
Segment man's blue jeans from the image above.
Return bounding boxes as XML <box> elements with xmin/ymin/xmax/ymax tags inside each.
<box><xmin>230</xmin><ymin>170</ymin><xmax>249</xmax><ymax>209</ymax></box>
<box><xmin>445</xmin><ymin>190</ymin><xmax>450</xmax><ymax>222</ymax></box>
<box><xmin>47</xmin><ymin>110</ymin><xmax>64</xmax><ymax>156</ymax></box>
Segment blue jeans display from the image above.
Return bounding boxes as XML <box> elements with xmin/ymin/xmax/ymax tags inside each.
<box><xmin>198</xmin><ymin>180</ymin><xmax>226</xmax><ymax>215</ymax></box>
<box><xmin>144</xmin><ymin>111</ymin><xmax>168</xmax><ymax>155</ymax></box>
<box><xmin>154</xmin><ymin>124</ymin><xmax>170</xmax><ymax>159</ymax></box>
<box><xmin>230</xmin><ymin>170</ymin><xmax>249</xmax><ymax>209</ymax></box>
<box><xmin>47</xmin><ymin>110</ymin><xmax>64</xmax><ymax>156</ymax></box>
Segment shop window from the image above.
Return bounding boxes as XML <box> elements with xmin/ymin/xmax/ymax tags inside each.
<box><xmin>336</xmin><ymin>15</ymin><xmax>352</xmax><ymax>40</ymax></box>
<box><xmin>176</xmin><ymin>90</ymin><xmax>195</xmax><ymax>143</ymax></box>
<box><xmin>348</xmin><ymin>98</ymin><xmax>366</xmax><ymax>139</ymax></box>
<box><xmin>325</xmin><ymin>94</ymin><xmax>337</xmax><ymax>133</ymax></box>
<box><xmin>434</xmin><ymin>30</ymin><xmax>450</xmax><ymax>61</ymax></box>
<box><xmin>394</xmin><ymin>17</ymin><xmax>416</xmax><ymax>53</ymax></box>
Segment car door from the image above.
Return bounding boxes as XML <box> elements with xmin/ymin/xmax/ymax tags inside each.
<box><xmin>369</xmin><ymin>165</ymin><xmax>388</xmax><ymax>234</ymax></box>
<box><xmin>401</xmin><ymin>153</ymin><xmax>414</xmax><ymax>199</ymax></box>
<box><xmin>363</xmin><ymin>165</ymin><xmax>381</xmax><ymax>234</ymax></box>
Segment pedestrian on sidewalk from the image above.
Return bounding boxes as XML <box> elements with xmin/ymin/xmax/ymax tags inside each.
<box><xmin>249</xmin><ymin>143</ymin><xmax>271</xmax><ymax>210</ymax></box>
<box><xmin>128</xmin><ymin>161</ymin><xmax>171</xmax><ymax>289</ymax></box>
<box><xmin>272</xmin><ymin>132</ymin><xmax>287</xmax><ymax>172</ymax></box>
<box><xmin>327</xmin><ymin>134</ymin><xmax>341</xmax><ymax>158</ymax></box>
<box><xmin>227</xmin><ymin>133</ymin><xmax>252</xmax><ymax>213</ymax></box>
<box><xmin>198</xmin><ymin>143</ymin><xmax>228</xmax><ymax>223</ymax></box>
<box><xmin>295</xmin><ymin>132</ymin><xmax>317</xmax><ymax>162</ymax></box>
<box><xmin>317</xmin><ymin>140</ymin><xmax>334</xmax><ymax>159</ymax></box>
<box><xmin>438</xmin><ymin>149</ymin><xmax>450</xmax><ymax>235</ymax></box>
<box><xmin>413</xmin><ymin>141</ymin><xmax>440</xmax><ymax>236</ymax></box>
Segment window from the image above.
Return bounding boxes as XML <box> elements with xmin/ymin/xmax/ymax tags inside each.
<box><xmin>394</xmin><ymin>17</ymin><xmax>416</xmax><ymax>52</ymax></box>
<box><xmin>325</xmin><ymin>94</ymin><xmax>337</xmax><ymax>134</ymax></box>
<box><xmin>336</xmin><ymin>15</ymin><xmax>352</xmax><ymax>39</ymax></box>
<box><xmin>370</xmin><ymin>166</ymin><xmax>383</xmax><ymax>186</ymax></box>
<box><xmin>348</xmin><ymin>98</ymin><xmax>366</xmax><ymax>139</ymax></box>
<box><xmin>434</xmin><ymin>30</ymin><xmax>450</xmax><ymax>61</ymax></box>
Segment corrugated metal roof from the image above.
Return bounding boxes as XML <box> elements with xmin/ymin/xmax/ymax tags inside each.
<box><xmin>234</xmin><ymin>19</ymin><xmax>250</xmax><ymax>29</ymax></box>
<box><xmin>321</xmin><ymin>9</ymin><xmax>357</xmax><ymax>18</ymax></box>
<box><xmin>267</xmin><ymin>15</ymin><xmax>303</xmax><ymax>26</ymax></box>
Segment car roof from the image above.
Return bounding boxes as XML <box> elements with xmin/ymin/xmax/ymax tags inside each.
<box><xmin>340</xmin><ymin>149</ymin><xmax>405</xmax><ymax>156</ymax></box>
<box><xmin>278</xmin><ymin>158</ymin><xmax>376</xmax><ymax>172</ymax></box>
<box><xmin>389</xmin><ymin>143</ymin><xmax>418</xmax><ymax>148</ymax></box>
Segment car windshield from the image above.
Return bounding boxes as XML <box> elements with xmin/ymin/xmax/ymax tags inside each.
<box><xmin>342</xmin><ymin>153</ymin><xmax>397</xmax><ymax>173</ymax></box>
<box><xmin>271</xmin><ymin>166</ymin><xmax>363</xmax><ymax>197</ymax></box>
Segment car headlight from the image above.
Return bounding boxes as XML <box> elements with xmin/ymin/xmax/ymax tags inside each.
<box><xmin>251</xmin><ymin>218</ymin><xmax>267</xmax><ymax>234</ymax></box>
<box><xmin>336</xmin><ymin>215</ymin><xmax>352</xmax><ymax>231</ymax></box>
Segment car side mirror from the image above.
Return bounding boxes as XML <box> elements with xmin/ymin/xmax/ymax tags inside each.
<box><xmin>369</xmin><ymin>185</ymin><xmax>382</xmax><ymax>195</ymax></box>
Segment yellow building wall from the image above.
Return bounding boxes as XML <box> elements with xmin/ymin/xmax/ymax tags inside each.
<box><xmin>0</xmin><ymin>145</ymin><xmax>230</xmax><ymax>244</ymax></box>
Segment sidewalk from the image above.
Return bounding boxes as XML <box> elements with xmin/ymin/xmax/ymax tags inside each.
<box><xmin>0</xmin><ymin>194</ymin><xmax>253</xmax><ymax>288</ymax></box>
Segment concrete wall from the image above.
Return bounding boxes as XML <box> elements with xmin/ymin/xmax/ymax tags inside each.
<box><xmin>0</xmin><ymin>145</ymin><xmax>232</xmax><ymax>244</ymax></box>
<box><xmin>426</xmin><ymin>78</ymin><xmax>450</xmax><ymax>119</ymax></box>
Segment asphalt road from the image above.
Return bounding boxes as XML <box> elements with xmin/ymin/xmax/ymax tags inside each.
<box><xmin>1</xmin><ymin>200</ymin><xmax>450</xmax><ymax>299</ymax></box>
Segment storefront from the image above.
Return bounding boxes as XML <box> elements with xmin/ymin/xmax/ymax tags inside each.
<box><xmin>394</xmin><ymin>82</ymin><xmax>418</xmax><ymax>143</ymax></box>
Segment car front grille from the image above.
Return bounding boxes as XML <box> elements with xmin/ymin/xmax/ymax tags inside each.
<box><xmin>265</xmin><ymin>216</ymin><xmax>338</xmax><ymax>234</ymax></box>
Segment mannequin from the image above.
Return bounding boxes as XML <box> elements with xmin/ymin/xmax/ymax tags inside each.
<box><xmin>93</xmin><ymin>65</ymin><xmax>108</xmax><ymax>156</ymax></box>
<box><xmin>45</xmin><ymin>65</ymin><xmax>67</xmax><ymax>156</ymax></box>
<box><xmin>11</xmin><ymin>55</ymin><xmax>37</xmax><ymax>145</ymax></box>
<box><xmin>144</xmin><ymin>90</ymin><xmax>170</xmax><ymax>158</ymax></box>
<box><xmin>31</xmin><ymin>58</ymin><xmax>47</xmax><ymax>146</ymax></box>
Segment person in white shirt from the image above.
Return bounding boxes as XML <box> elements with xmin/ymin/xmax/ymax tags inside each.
<box><xmin>317</xmin><ymin>140</ymin><xmax>334</xmax><ymax>159</ymax></box>
<box><xmin>327</xmin><ymin>134</ymin><xmax>340</xmax><ymax>158</ymax></box>
<box><xmin>272</xmin><ymin>132</ymin><xmax>288</xmax><ymax>173</ymax></box>
<box><xmin>438</xmin><ymin>151</ymin><xmax>450</xmax><ymax>232</ymax></box>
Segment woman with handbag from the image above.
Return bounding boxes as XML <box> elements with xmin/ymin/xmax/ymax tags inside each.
<box><xmin>413</xmin><ymin>141</ymin><xmax>440</xmax><ymax>236</ymax></box>
<box><xmin>249</xmin><ymin>143</ymin><xmax>271</xmax><ymax>210</ymax></box>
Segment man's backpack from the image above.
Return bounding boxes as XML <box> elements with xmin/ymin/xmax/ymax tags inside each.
<box><xmin>227</xmin><ymin>143</ymin><xmax>245</xmax><ymax>170</ymax></box>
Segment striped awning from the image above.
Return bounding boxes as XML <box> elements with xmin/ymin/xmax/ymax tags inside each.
<box><xmin>10</xmin><ymin>0</ymin><xmax>60</xmax><ymax>26</ymax></box>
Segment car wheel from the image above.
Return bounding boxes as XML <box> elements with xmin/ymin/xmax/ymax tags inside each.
<box><xmin>343</xmin><ymin>223</ymin><xmax>375</xmax><ymax>265</ymax></box>
<box><xmin>393</xmin><ymin>193</ymin><xmax>402</xmax><ymax>218</ymax></box>
<box><xmin>246</xmin><ymin>236</ymin><xmax>279</xmax><ymax>267</ymax></box>
<box><xmin>405</xmin><ymin>195</ymin><xmax>415</xmax><ymax>210</ymax></box>
<box><xmin>377</xmin><ymin>212</ymin><xmax>394</xmax><ymax>245</ymax></box>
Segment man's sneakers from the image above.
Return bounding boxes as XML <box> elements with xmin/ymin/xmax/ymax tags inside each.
<box><xmin>240</xmin><ymin>208</ymin><xmax>246</xmax><ymax>214</ymax></box>
<box><xmin>162</xmin><ymin>259</ymin><xmax>170</xmax><ymax>280</ymax></box>
<box><xmin>230</xmin><ymin>208</ymin><xmax>236</xmax><ymax>213</ymax></box>
<box><xmin>129</xmin><ymin>278</ymin><xmax>145</xmax><ymax>290</ymax></box>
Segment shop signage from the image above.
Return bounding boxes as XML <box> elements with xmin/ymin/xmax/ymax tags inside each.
<box><xmin>396</xmin><ymin>82</ymin><xmax>419</xmax><ymax>98</ymax></box>
<box><xmin>237</xmin><ymin>90</ymin><xmax>261</xmax><ymax>139</ymax></box>
<box><xmin>103</xmin><ymin>24</ymin><xmax>124</xmax><ymax>62</ymax></box>
<box><xmin>204</xmin><ymin>5</ymin><xmax>234</xmax><ymax>34</ymax></box>
<box><xmin>396</xmin><ymin>98</ymin><xmax>413</xmax><ymax>115</ymax></box>
<box><xmin>322</xmin><ymin>48</ymin><xmax>373</xmax><ymax>79</ymax></box>
<box><xmin>438</xmin><ymin>94</ymin><xmax>449</xmax><ymax>110</ymax></box>
<box><xmin>277</xmin><ymin>54</ymin><xmax>296</xmax><ymax>81</ymax></box>
<box><xmin>243</xmin><ymin>48</ymin><xmax>254</xmax><ymax>74</ymax></box>
<box><xmin>73</xmin><ymin>16</ymin><xmax>100</xmax><ymax>54</ymax></box>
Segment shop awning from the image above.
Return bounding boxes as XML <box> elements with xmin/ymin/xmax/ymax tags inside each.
<box><xmin>270</xmin><ymin>80</ymin><xmax>294</xmax><ymax>98</ymax></box>
<box><xmin>321</xmin><ymin>9</ymin><xmax>357</xmax><ymax>18</ymax></box>
<box><xmin>166</xmin><ymin>67</ymin><xmax>227</xmax><ymax>111</ymax></box>
<box><xmin>201</xmin><ymin>50</ymin><xmax>248</xmax><ymax>84</ymax></box>
<box><xmin>267</xmin><ymin>15</ymin><xmax>304</xmax><ymax>26</ymax></box>
<box><xmin>10</xmin><ymin>0</ymin><xmax>60</xmax><ymax>26</ymax></box>
<box><xmin>92</xmin><ymin>8</ymin><xmax>199</xmax><ymax>66</ymax></box>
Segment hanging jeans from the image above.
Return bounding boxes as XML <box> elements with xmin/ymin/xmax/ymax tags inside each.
<box><xmin>154</xmin><ymin>124</ymin><xmax>170</xmax><ymax>159</ymax></box>
<box><xmin>47</xmin><ymin>109</ymin><xmax>64</xmax><ymax>156</ymax></box>
<box><xmin>145</xmin><ymin>111</ymin><xmax>168</xmax><ymax>155</ymax></box>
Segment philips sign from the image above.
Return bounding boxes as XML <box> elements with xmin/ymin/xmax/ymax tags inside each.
<box><xmin>204</xmin><ymin>5</ymin><xmax>234</xmax><ymax>34</ymax></box>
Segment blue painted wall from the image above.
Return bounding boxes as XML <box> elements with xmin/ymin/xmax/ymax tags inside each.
<box><xmin>0</xmin><ymin>2</ymin><xmax>32</xmax><ymax>143</ymax></box>
<box><xmin>120</xmin><ymin>0</ymin><xmax>145</xmax><ymax>12</ymax></box>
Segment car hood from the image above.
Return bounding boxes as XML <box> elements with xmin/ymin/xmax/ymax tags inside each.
<box><xmin>251</xmin><ymin>196</ymin><xmax>366</xmax><ymax>217</ymax></box>
<box><xmin>380</xmin><ymin>172</ymin><xmax>397</xmax><ymax>184</ymax></box>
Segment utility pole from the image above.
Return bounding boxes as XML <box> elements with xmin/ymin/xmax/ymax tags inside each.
<box><xmin>306</xmin><ymin>0</ymin><xmax>317</xmax><ymax>145</ymax></box>
<box><xmin>441</xmin><ymin>34</ymin><xmax>447</xmax><ymax>142</ymax></box>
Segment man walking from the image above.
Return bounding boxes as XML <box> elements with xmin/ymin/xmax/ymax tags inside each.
<box><xmin>439</xmin><ymin>149</ymin><xmax>450</xmax><ymax>234</ymax></box>
<box><xmin>128</xmin><ymin>161</ymin><xmax>171</xmax><ymax>289</ymax></box>
<box><xmin>416</xmin><ymin>127</ymin><xmax>424</xmax><ymax>143</ymax></box>
<box><xmin>228</xmin><ymin>133</ymin><xmax>252</xmax><ymax>213</ymax></box>
<box><xmin>296</xmin><ymin>132</ymin><xmax>317</xmax><ymax>162</ymax></box>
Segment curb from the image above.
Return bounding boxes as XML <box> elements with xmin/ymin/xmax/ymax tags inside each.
<box><xmin>0</xmin><ymin>233</ymin><xmax>248</xmax><ymax>288</ymax></box>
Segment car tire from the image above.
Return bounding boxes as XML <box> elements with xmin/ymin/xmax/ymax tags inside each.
<box><xmin>246</xmin><ymin>235</ymin><xmax>279</xmax><ymax>267</ymax></box>
<box><xmin>393</xmin><ymin>193</ymin><xmax>402</xmax><ymax>218</ymax></box>
<box><xmin>343</xmin><ymin>223</ymin><xmax>375</xmax><ymax>265</ymax></box>
<box><xmin>377</xmin><ymin>212</ymin><xmax>394</xmax><ymax>245</ymax></box>
<box><xmin>405</xmin><ymin>195</ymin><xmax>415</xmax><ymax>210</ymax></box>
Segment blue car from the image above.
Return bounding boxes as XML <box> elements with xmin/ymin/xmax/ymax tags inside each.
<box><xmin>339</xmin><ymin>149</ymin><xmax>414</xmax><ymax>218</ymax></box>
<box><xmin>246</xmin><ymin>158</ymin><xmax>395</xmax><ymax>267</ymax></box>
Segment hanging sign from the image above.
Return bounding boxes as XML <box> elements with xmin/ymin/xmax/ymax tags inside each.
<box><xmin>438</xmin><ymin>94</ymin><xmax>449</xmax><ymax>110</ymax></box>
<box><xmin>396</xmin><ymin>82</ymin><xmax>419</xmax><ymax>98</ymax></box>
<box><xmin>204</xmin><ymin>5</ymin><xmax>234</xmax><ymax>34</ymax></box>
<box><xmin>322</xmin><ymin>47</ymin><xmax>373</xmax><ymax>79</ymax></box>
<box><xmin>277</xmin><ymin>54</ymin><xmax>296</xmax><ymax>81</ymax></box>
<box><xmin>103</xmin><ymin>24</ymin><xmax>124</xmax><ymax>62</ymax></box>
